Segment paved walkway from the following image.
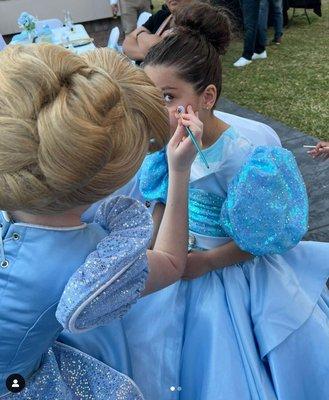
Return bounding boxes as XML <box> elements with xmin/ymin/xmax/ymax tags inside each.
<box><xmin>217</xmin><ymin>98</ymin><xmax>329</xmax><ymax>242</ymax></box>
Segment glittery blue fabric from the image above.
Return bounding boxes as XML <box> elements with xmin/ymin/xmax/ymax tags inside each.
<box><xmin>189</xmin><ymin>189</ymin><xmax>228</xmax><ymax>237</ymax></box>
<box><xmin>139</xmin><ymin>150</ymin><xmax>229</xmax><ymax>237</ymax></box>
<box><xmin>57</xmin><ymin>196</ymin><xmax>152</xmax><ymax>333</ymax></box>
<box><xmin>139</xmin><ymin>145</ymin><xmax>308</xmax><ymax>254</ymax></box>
<box><xmin>220</xmin><ymin>146</ymin><xmax>308</xmax><ymax>255</ymax></box>
<box><xmin>139</xmin><ymin>149</ymin><xmax>168</xmax><ymax>203</ymax></box>
<box><xmin>3</xmin><ymin>343</ymin><xmax>144</xmax><ymax>399</ymax></box>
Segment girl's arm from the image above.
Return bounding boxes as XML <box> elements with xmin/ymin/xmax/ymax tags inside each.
<box><xmin>143</xmin><ymin>106</ymin><xmax>203</xmax><ymax>295</ymax></box>
<box><xmin>149</xmin><ymin>202</ymin><xmax>165</xmax><ymax>249</ymax></box>
<box><xmin>206</xmin><ymin>241</ymin><xmax>253</xmax><ymax>269</ymax></box>
<box><xmin>182</xmin><ymin>241</ymin><xmax>253</xmax><ymax>280</ymax></box>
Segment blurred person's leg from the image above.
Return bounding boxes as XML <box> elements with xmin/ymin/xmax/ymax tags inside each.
<box><xmin>138</xmin><ymin>0</ymin><xmax>152</xmax><ymax>15</ymax></box>
<box><xmin>240</xmin><ymin>0</ymin><xmax>261</xmax><ymax>60</ymax></box>
<box><xmin>271</xmin><ymin>0</ymin><xmax>283</xmax><ymax>42</ymax></box>
<box><xmin>120</xmin><ymin>0</ymin><xmax>138</xmax><ymax>35</ymax></box>
<box><xmin>258</xmin><ymin>0</ymin><xmax>269</xmax><ymax>48</ymax></box>
<box><xmin>253</xmin><ymin>31</ymin><xmax>266</xmax><ymax>56</ymax></box>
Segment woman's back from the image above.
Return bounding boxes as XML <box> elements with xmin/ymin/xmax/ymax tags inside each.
<box><xmin>0</xmin><ymin>212</ymin><xmax>106</xmax><ymax>395</ymax></box>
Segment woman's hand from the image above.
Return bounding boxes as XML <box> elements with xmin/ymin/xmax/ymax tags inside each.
<box><xmin>308</xmin><ymin>141</ymin><xmax>329</xmax><ymax>160</ymax></box>
<box><xmin>167</xmin><ymin>105</ymin><xmax>203</xmax><ymax>173</ymax></box>
<box><xmin>182</xmin><ymin>251</ymin><xmax>212</xmax><ymax>280</ymax></box>
<box><xmin>161</xmin><ymin>28</ymin><xmax>175</xmax><ymax>39</ymax></box>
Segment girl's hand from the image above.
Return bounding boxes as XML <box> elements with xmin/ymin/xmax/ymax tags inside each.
<box><xmin>308</xmin><ymin>141</ymin><xmax>329</xmax><ymax>160</ymax></box>
<box><xmin>167</xmin><ymin>105</ymin><xmax>203</xmax><ymax>173</ymax></box>
<box><xmin>182</xmin><ymin>251</ymin><xmax>212</xmax><ymax>280</ymax></box>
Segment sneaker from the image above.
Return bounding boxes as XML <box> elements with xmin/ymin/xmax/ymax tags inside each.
<box><xmin>271</xmin><ymin>37</ymin><xmax>282</xmax><ymax>45</ymax></box>
<box><xmin>233</xmin><ymin>57</ymin><xmax>252</xmax><ymax>68</ymax></box>
<box><xmin>252</xmin><ymin>51</ymin><xmax>267</xmax><ymax>60</ymax></box>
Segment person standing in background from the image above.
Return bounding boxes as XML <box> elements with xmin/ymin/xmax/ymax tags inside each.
<box><xmin>258</xmin><ymin>0</ymin><xmax>283</xmax><ymax>45</ymax></box>
<box><xmin>233</xmin><ymin>0</ymin><xmax>267</xmax><ymax>68</ymax></box>
<box><xmin>110</xmin><ymin>0</ymin><xmax>151</xmax><ymax>36</ymax></box>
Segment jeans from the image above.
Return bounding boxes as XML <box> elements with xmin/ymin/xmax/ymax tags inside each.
<box><xmin>120</xmin><ymin>0</ymin><xmax>151</xmax><ymax>35</ymax></box>
<box><xmin>259</xmin><ymin>0</ymin><xmax>283</xmax><ymax>44</ymax></box>
<box><xmin>240</xmin><ymin>0</ymin><xmax>265</xmax><ymax>59</ymax></box>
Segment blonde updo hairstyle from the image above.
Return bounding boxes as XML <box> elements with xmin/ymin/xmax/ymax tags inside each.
<box><xmin>0</xmin><ymin>45</ymin><xmax>169</xmax><ymax>214</ymax></box>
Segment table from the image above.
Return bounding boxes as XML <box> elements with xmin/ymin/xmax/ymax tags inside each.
<box><xmin>10</xmin><ymin>24</ymin><xmax>96</xmax><ymax>54</ymax></box>
<box><xmin>51</xmin><ymin>24</ymin><xmax>96</xmax><ymax>54</ymax></box>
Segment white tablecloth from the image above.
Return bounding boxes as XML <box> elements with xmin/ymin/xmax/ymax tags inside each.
<box><xmin>51</xmin><ymin>24</ymin><xmax>96</xmax><ymax>54</ymax></box>
<box><xmin>10</xmin><ymin>24</ymin><xmax>96</xmax><ymax>55</ymax></box>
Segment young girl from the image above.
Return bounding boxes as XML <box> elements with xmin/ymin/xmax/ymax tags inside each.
<box><xmin>0</xmin><ymin>44</ymin><xmax>202</xmax><ymax>398</ymax></box>
<box><xmin>111</xmin><ymin>2</ymin><xmax>328</xmax><ymax>399</ymax></box>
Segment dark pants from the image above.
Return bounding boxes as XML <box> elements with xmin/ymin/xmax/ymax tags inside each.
<box><xmin>259</xmin><ymin>0</ymin><xmax>283</xmax><ymax>43</ymax></box>
<box><xmin>240</xmin><ymin>0</ymin><xmax>266</xmax><ymax>59</ymax></box>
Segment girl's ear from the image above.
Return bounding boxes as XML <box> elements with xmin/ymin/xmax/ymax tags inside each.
<box><xmin>201</xmin><ymin>85</ymin><xmax>217</xmax><ymax>110</ymax></box>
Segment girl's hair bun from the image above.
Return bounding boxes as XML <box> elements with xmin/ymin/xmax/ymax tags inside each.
<box><xmin>174</xmin><ymin>1</ymin><xmax>231</xmax><ymax>55</ymax></box>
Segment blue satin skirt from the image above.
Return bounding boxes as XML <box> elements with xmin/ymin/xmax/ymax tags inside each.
<box><xmin>61</xmin><ymin>241</ymin><xmax>329</xmax><ymax>400</ymax></box>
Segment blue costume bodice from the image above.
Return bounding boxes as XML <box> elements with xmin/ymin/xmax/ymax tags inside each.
<box><xmin>0</xmin><ymin>213</ymin><xmax>106</xmax><ymax>394</ymax></box>
<box><xmin>0</xmin><ymin>197</ymin><xmax>151</xmax><ymax>398</ymax></box>
<box><xmin>139</xmin><ymin>127</ymin><xmax>308</xmax><ymax>255</ymax></box>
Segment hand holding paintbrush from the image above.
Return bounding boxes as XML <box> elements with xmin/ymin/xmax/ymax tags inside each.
<box><xmin>176</xmin><ymin>105</ymin><xmax>209</xmax><ymax>169</ymax></box>
<box><xmin>166</xmin><ymin>105</ymin><xmax>204</xmax><ymax>173</ymax></box>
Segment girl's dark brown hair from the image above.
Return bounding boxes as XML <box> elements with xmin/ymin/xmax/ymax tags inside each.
<box><xmin>143</xmin><ymin>0</ymin><xmax>232</xmax><ymax>103</ymax></box>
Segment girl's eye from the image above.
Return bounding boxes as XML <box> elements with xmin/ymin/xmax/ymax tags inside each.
<box><xmin>164</xmin><ymin>94</ymin><xmax>173</xmax><ymax>103</ymax></box>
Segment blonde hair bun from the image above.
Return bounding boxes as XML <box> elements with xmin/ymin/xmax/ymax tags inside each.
<box><xmin>0</xmin><ymin>45</ymin><xmax>169</xmax><ymax>214</ymax></box>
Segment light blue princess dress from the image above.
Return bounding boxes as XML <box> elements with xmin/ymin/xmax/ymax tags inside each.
<box><xmin>0</xmin><ymin>197</ymin><xmax>151</xmax><ymax>399</ymax></box>
<box><xmin>59</xmin><ymin>123</ymin><xmax>329</xmax><ymax>400</ymax></box>
<box><xmin>124</xmin><ymin>127</ymin><xmax>329</xmax><ymax>400</ymax></box>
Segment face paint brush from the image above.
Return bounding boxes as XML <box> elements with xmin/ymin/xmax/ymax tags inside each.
<box><xmin>177</xmin><ymin>105</ymin><xmax>209</xmax><ymax>169</ymax></box>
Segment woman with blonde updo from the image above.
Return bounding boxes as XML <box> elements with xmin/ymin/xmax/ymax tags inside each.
<box><xmin>0</xmin><ymin>44</ymin><xmax>202</xmax><ymax>399</ymax></box>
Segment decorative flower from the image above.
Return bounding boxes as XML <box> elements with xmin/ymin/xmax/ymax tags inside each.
<box><xmin>18</xmin><ymin>12</ymin><xmax>36</xmax><ymax>32</ymax></box>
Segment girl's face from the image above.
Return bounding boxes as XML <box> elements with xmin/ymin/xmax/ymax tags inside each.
<box><xmin>145</xmin><ymin>65</ymin><xmax>205</xmax><ymax>135</ymax></box>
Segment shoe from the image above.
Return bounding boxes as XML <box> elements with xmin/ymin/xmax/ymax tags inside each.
<box><xmin>271</xmin><ymin>37</ymin><xmax>282</xmax><ymax>45</ymax></box>
<box><xmin>252</xmin><ymin>51</ymin><xmax>267</xmax><ymax>60</ymax></box>
<box><xmin>233</xmin><ymin>57</ymin><xmax>252</xmax><ymax>67</ymax></box>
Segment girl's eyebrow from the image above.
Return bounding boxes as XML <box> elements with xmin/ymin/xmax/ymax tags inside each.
<box><xmin>161</xmin><ymin>86</ymin><xmax>178</xmax><ymax>91</ymax></box>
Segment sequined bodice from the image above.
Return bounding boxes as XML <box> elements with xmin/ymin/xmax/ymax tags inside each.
<box><xmin>188</xmin><ymin>188</ymin><xmax>228</xmax><ymax>237</ymax></box>
<box><xmin>139</xmin><ymin>127</ymin><xmax>308</xmax><ymax>256</ymax></box>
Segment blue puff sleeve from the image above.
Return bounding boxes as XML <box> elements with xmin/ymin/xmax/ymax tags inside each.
<box><xmin>139</xmin><ymin>148</ymin><xmax>168</xmax><ymax>203</ymax></box>
<box><xmin>220</xmin><ymin>146</ymin><xmax>308</xmax><ymax>256</ymax></box>
<box><xmin>56</xmin><ymin>196</ymin><xmax>153</xmax><ymax>333</ymax></box>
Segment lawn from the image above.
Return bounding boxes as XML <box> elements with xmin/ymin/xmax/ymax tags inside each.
<box><xmin>152</xmin><ymin>0</ymin><xmax>329</xmax><ymax>140</ymax></box>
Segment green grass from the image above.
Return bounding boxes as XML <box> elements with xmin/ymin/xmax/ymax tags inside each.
<box><xmin>152</xmin><ymin>0</ymin><xmax>329</xmax><ymax>139</ymax></box>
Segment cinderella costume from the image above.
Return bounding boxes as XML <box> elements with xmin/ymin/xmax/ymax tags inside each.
<box><xmin>0</xmin><ymin>197</ymin><xmax>151</xmax><ymax>399</ymax></box>
<box><xmin>60</xmin><ymin>118</ymin><xmax>329</xmax><ymax>399</ymax></box>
